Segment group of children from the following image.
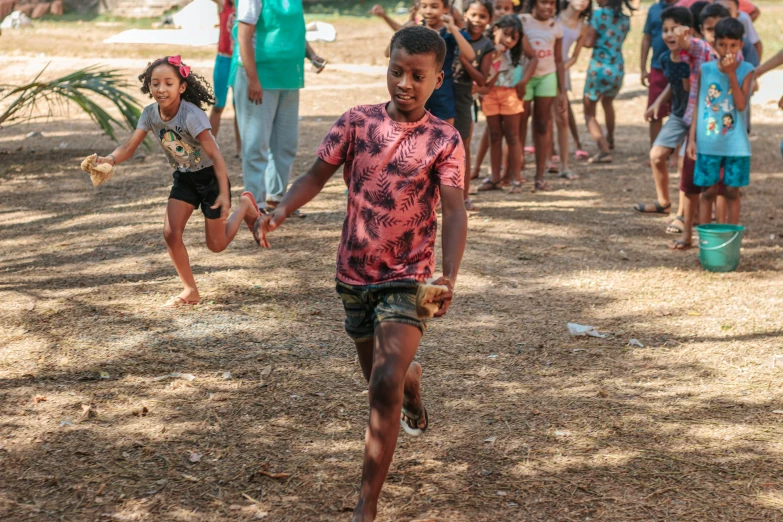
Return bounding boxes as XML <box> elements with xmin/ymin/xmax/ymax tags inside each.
<box><xmin>637</xmin><ymin>0</ymin><xmax>767</xmax><ymax>251</ymax></box>
<box><xmin>373</xmin><ymin>0</ymin><xmax>635</xmax><ymax>209</ymax></box>
<box><xmin>85</xmin><ymin>1</ymin><xmax>781</xmax><ymax>520</ymax></box>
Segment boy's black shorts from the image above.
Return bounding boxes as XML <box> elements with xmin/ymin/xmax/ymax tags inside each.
<box><xmin>169</xmin><ymin>166</ymin><xmax>229</xmax><ymax>219</ymax></box>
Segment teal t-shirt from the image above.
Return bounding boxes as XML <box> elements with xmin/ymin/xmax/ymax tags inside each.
<box><xmin>696</xmin><ymin>60</ymin><xmax>754</xmax><ymax>158</ymax></box>
<box><xmin>230</xmin><ymin>0</ymin><xmax>306</xmax><ymax>91</ymax></box>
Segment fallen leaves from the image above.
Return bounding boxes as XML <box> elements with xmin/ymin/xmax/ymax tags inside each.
<box><xmin>79</xmin><ymin>403</ymin><xmax>96</xmax><ymax>422</ymax></box>
<box><xmin>33</xmin><ymin>395</ymin><xmax>47</xmax><ymax>404</ymax></box>
<box><xmin>188</xmin><ymin>451</ymin><xmax>202</xmax><ymax>463</ymax></box>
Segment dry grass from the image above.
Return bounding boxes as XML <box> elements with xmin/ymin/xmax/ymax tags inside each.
<box><xmin>1</xmin><ymin>16</ymin><xmax>783</xmax><ymax>522</ymax></box>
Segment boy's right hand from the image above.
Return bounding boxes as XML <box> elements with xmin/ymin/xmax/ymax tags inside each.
<box><xmin>253</xmin><ymin>207</ymin><xmax>287</xmax><ymax>248</ymax></box>
<box><xmin>641</xmin><ymin>69</ymin><xmax>650</xmax><ymax>87</ymax></box>
<box><xmin>370</xmin><ymin>4</ymin><xmax>385</xmax><ymax>16</ymax></box>
<box><xmin>686</xmin><ymin>138</ymin><xmax>697</xmax><ymax>161</ymax></box>
<box><xmin>644</xmin><ymin>103</ymin><xmax>660</xmax><ymax>122</ymax></box>
<box><xmin>674</xmin><ymin>25</ymin><xmax>691</xmax><ymax>50</ymax></box>
<box><xmin>247</xmin><ymin>78</ymin><xmax>263</xmax><ymax>105</ymax></box>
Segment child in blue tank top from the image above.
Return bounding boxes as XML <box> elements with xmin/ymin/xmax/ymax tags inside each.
<box><xmin>686</xmin><ymin>17</ymin><xmax>754</xmax><ymax>229</ymax></box>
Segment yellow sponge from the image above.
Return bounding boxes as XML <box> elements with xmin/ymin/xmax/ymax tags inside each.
<box><xmin>415</xmin><ymin>283</ymin><xmax>449</xmax><ymax>319</ymax></box>
<box><xmin>80</xmin><ymin>153</ymin><xmax>113</xmax><ymax>187</ymax></box>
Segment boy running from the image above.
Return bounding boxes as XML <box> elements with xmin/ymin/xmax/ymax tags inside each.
<box><xmin>255</xmin><ymin>26</ymin><xmax>468</xmax><ymax>522</ymax></box>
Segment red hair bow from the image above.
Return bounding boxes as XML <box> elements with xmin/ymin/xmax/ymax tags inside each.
<box><xmin>167</xmin><ymin>55</ymin><xmax>191</xmax><ymax>78</ymax></box>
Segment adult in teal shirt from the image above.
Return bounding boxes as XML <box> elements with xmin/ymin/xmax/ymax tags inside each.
<box><xmin>233</xmin><ymin>0</ymin><xmax>305</xmax><ymax>208</ymax></box>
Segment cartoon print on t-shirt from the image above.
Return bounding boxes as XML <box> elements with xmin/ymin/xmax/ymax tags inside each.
<box><xmin>721</xmin><ymin>113</ymin><xmax>735</xmax><ymax>135</ymax></box>
<box><xmin>706</xmin><ymin>116</ymin><xmax>718</xmax><ymax>136</ymax></box>
<box><xmin>160</xmin><ymin>128</ymin><xmax>201</xmax><ymax>168</ymax></box>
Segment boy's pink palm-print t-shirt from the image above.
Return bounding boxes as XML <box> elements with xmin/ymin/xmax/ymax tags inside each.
<box><xmin>317</xmin><ymin>103</ymin><xmax>465</xmax><ymax>286</ymax></box>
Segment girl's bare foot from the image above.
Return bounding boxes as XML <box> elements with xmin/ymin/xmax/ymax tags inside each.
<box><xmin>239</xmin><ymin>192</ymin><xmax>261</xmax><ymax>232</ymax></box>
<box><xmin>164</xmin><ymin>289</ymin><xmax>200</xmax><ymax>307</ymax></box>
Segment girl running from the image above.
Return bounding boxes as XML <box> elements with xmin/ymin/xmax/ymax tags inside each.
<box><xmin>476</xmin><ymin>15</ymin><xmax>538</xmax><ymax>194</ymax></box>
<box><xmin>583</xmin><ymin>0</ymin><xmax>634</xmax><ymax>164</ymax></box>
<box><xmin>519</xmin><ymin>0</ymin><xmax>567</xmax><ymax>192</ymax></box>
<box><xmin>553</xmin><ymin>0</ymin><xmax>591</xmax><ymax>179</ymax></box>
<box><xmin>95</xmin><ymin>56</ymin><xmax>261</xmax><ymax>307</ymax></box>
<box><xmin>453</xmin><ymin>0</ymin><xmax>495</xmax><ymax>210</ymax></box>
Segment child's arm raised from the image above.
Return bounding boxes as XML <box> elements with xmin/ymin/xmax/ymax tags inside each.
<box><xmin>459</xmin><ymin>50</ymin><xmax>492</xmax><ymax>87</ymax></box>
<box><xmin>443</xmin><ymin>14</ymin><xmax>475</xmax><ymax>63</ymax></box>
<box><xmin>196</xmin><ymin>130</ymin><xmax>231</xmax><ymax>219</ymax></box>
<box><xmin>723</xmin><ymin>54</ymin><xmax>752</xmax><ymax>112</ymax></box>
<box><xmin>97</xmin><ymin>129</ymin><xmax>147</xmax><ymax>166</ymax></box>
<box><xmin>255</xmin><ymin>158</ymin><xmax>340</xmax><ymax>247</ymax></box>
<box><xmin>370</xmin><ymin>5</ymin><xmax>404</xmax><ymax>32</ymax></box>
<box><xmin>431</xmin><ymin>184</ymin><xmax>467</xmax><ymax>317</ymax></box>
<box><xmin>755</xmin><ymin>47</ymin><xmax>783</xmax><ymax>79</ymax></box>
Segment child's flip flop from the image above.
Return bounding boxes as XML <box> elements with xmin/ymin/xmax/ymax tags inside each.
<box><xmin>400</xmin><ymin>405</ymin><xmax>429</xmax><ymax>436</ymax></box>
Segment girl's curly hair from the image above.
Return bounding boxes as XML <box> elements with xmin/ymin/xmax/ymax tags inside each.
<box><xmin>493</xmin><ymin>14</ymin><xmax>523</xmax><ymax>67</ymax></box>
<box><xmin>524</xmin><ymin>0</ymin><xmax>561</xmax><ymax>17</ymax></box>
<box><xmin>560</xmin><ymin>0</ymin><xmax>591</xmax><ymax>21</ymax></box>
<box><xmin>138</xmin><ymin>57</ymin><xmax>215</xmax><ymax>110</ymax></box>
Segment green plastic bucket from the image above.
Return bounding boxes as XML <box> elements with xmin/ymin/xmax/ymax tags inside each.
<box><xmin>696</xmin><ymin>224</ymin><xmax>745</xmax><ymax>272</ymax></box>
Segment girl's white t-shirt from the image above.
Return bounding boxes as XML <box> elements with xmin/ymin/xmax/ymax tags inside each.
<box><xmin>520</xmin><ymin>14</ymin><xmax>563</xmax><ymax>78</ymax></box>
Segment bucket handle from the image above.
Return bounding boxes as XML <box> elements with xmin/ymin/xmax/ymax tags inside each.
<box><xmin>699</xmin><ymin>232</ymin><xmax>740</xmax><ymax>251</ymax></box>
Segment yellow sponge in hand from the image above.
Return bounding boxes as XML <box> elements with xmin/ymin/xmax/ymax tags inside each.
<box><xmin>80</xmin><ymin>153</ymin><xmax>113</xmax><ymax>187</ymax></box>
<box><xmin>415</xmin><ymin>283</ymin><xmax>449</xmax><ymax>319</ymax></box>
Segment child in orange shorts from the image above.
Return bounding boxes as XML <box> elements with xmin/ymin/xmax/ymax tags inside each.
<box><xmin>476</xmin><ymin>14</ymin><xmax>538</xmax><ymax>194</ymax></box>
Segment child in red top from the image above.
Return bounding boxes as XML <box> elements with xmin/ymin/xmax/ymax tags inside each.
<box><xmin>255</xmin><ymin>26</ymin><xmax>468</xmax><ymax>522</ymax></box>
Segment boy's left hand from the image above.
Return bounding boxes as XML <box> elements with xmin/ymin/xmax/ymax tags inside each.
<box><xmin>674</xmin><ymin>25</ymin><xmax>690</xmax><ymax>49</ymax></box>
<box><xmin>210</xmin><ymin>192</ymin><xmax>231</xmax><ymax>220</ymax></box>
<box><xmin>430</xmin><ymin>276</ymin><xmax>454</xmax><ymax>318</ymax></box>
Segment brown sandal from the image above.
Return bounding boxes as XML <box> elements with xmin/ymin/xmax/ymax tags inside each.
<box><xmin>477</xmin><ymin>178</ymin><xmax>501</xmax><ymax>191</ymax></box>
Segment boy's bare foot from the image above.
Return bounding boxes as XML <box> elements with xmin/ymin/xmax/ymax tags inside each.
<box><xmin>164</xmin><ymin>289</ymin><xmax>200</xmax><ymax>307</ymax></box>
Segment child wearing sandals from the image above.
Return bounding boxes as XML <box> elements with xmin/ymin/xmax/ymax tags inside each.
<box><xmin>519</xmin><ymin>0</ymin><xmax>567</xmax><ymax>192</ymax></box>
<box><xmin>476</xmin><ymin>15</ymin><xmax>538</xmax><ymax>194</ymax></box>
<box><xmin>95</xmin><ymin>56</ymin><xmax>261</xmax><ymax>307</ymax></box>
<box><xmin>553</xmin><ymin>0</ymin><xmax>591</xmax><ymax>180</ymax></box>
<box><xmin>583</xmin><ymin>0</ymin><xmax>634</xmax><ymax>164</ymax></box>
<box><xmin>254</xmin><ymin>26</ymin><xmax>468</xmax><ymax>522</ymax></box>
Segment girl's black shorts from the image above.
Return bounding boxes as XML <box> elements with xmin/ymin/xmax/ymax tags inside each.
<box><xmin>169</xmin><ymin>166</ymin><xmax>230</xmax><ymax>219</ymax></box>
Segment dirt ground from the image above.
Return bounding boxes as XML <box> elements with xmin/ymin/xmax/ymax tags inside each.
<box><xmin>2</xmin><ymin>13</ymin><xmax>783</xmax><ymax>522</ymax></box>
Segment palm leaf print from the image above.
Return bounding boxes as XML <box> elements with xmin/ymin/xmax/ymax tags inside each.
<box><xmin>366</xmin><ymin>123</ymin><xmax>392</xmax><ymax>156</ymax></box>
<box><xmin>418</xmin><ymin>219</ymin><xmax>437</xmax><ymax>241</ymax></box>
<box><xmin>382</xmin><ymin>229</ymin><xmax>415</xmax><ymax>261</ymax></box>
<box><xmin>347</xmin><ymin>254</ymin><xmax>377</xmax><ymax>281</ymax></box>
<box><xmin>426</xmin><ymin>125</ymin><xmax>448</xmax><ymax>151</ymax></box>
<box><xmin>384</xmin><ymin>138</ymin><xmax>419</xmax><ymax>178</ymax></box>
<box><xmin>356</xmin><ymin>104</ymin><xmax>385</xmax><ymax>121</ymax></box>
<box><xmin>395</xmin><ymin>177</ymin><xmax>427</xmax><ymax>212</ymax></box>
<box><xmin>344</xmin><ymin>219</ymin><xmax>369</xmax><ymax>252</ymax></box>
<box><xmin>361</xmin><ymin>206</ymin><xmax>398</xmax><ymax>240</ymax></box>
<box><xmin>351</xmin><ymin>165</ymin><xmax>374</xmax><ymax>195</ymax></box>
<box><xmin>363</xmin><ymin>175</ymin><xmax>396</xmax><ymax>211</ymax></box>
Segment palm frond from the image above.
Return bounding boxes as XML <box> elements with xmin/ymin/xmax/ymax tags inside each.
<box><xmin>0</xmin><ymin>64</ymin><xmax>148</xmax><ymax>147</ymax></box>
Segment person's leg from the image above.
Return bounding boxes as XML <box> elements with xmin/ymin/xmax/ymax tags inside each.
<box><xmin>567</xmin><ymin>101</ymin><xmax>583</xmax><ymax>152</ymax></box>
<box><xmin>487</xmin><ymin>115</ymin><xmax>504</xmax><ymax>184</ymax></box>
<box><xmin>555</xmin><ymin>99</ymin><xmax>571</xmax><ymax>174</ymax></box>
<box><xmin>472</xmin><ymin>125</ymin><xmax>490</xmax><ymax>180</ymax></box>
<box><xmin>203</xmin><ymin>194</ymin><xmax>259</xmax><ymax>252</ymax></box>
<box><xmin>715</xmin><ymin>190</ymin><xmax>728</xmax><ymax>223</ymax></box>
<box><xmin>209</xmin><ymin>106</ymin><xmax>225</xmax><ymax>137</ymax></box>
<box><xmin>265</xmin><ymin>89</ymin><xmax>300</xmax><ymax>204</ymax></box>
<box><xmin>532</xmin><ymin>96</ymin><xmax>555</xmax><ymax>187</ymax></box>
<box><xmin>699</xmin><ymin>185</ymin><xmax>718</xmax><ymax>227</ymax></box>
<box><xmin>519</xmin><ymin>101</ymin><xmax>532</xmax><ymax>171</ymax></box>
<box><xmin>501</xmin><ymin>113</ymin><xmax>522</xmax><ymax>186</ymax></box>
<box><xmin>235</xmin><ymin>69</ymin><xmax>277</xmax><ymax>203</ymax></box>
<box><xmin>724</xmin><ymin>187</ymin><xmax>741</xmax><ymax>224</ymax></box>
<box><xmin>649</xmin><ymin>119</ymin><xmax>663</xmax><ymax>148</ymax></box>
<box><xmin>163</xmin><ymin>199</ymin><xmax>198</xmax><ymax>302</ymax></box>
<box><xmin>649</xmin><ymin>145</ymin><xmax>673</xmax><ymax>209</ymax></box>
<box><xmin>676</xmin><ymin>192</ymin><xmax>700</xmax><ymax>248</ymax></box>
<box><xmin>583</xmin><ymin>97</ymin><xmax>610</xmax><ymax>156</ymax></box>
<box><xmin>233</xmin><ymin>107</ymin><xmax>242</xmax><ymax>157</ymax></box>
<box><xmin>600</xmin><ymin>96</ymin><xmax>616</xmax><ymax>150</ymax></box>
<box><xmin>353</xmin><ymin>322</ymin><xmax>422</xmax><ymax>522</ymax></box>
<box><xmin>463</xmin><ymin>131</ymin><xmax>473</xmax><ymax>202</ymax></box>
